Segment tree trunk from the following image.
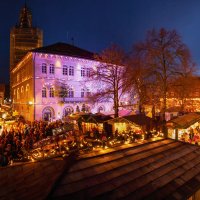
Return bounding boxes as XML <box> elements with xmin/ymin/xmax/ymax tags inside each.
<box><xmin>114</xmin><ymin>90</ymin><xmax>119</xmax><ymax>118</ymax></box>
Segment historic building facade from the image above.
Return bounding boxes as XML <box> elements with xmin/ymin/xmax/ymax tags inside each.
<box><xmin>10</xmin><ymin>4</ymin><xmax>43</xmax><ymax>101</ymax></box>
<box><xmin>11</xmin><ymin>43</ymin><xmax>116</xmax><ymax>121</ymax></box>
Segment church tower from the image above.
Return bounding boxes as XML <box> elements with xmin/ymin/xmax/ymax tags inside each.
<box><xmin>10</xmin><ymin>3</ymin><xmax>43</xmax><ymax>70</ymax></box>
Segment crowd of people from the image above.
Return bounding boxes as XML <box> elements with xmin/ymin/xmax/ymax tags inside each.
<box><xmin>0</xmin><ymin>120</ymin><xmax>70</xmax><ymax>166</ymax></box>
<box><xmin>0</xmin><ymin>118</ymin><xmax>159</xmax><ymax>167</ymax></box>
<box><xmin>180</xmin><ymin>126</ymin><xmax>200</xmax><ymax>145</ymax></box>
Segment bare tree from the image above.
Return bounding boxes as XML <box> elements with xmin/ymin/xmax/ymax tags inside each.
<box><xmin>126</xmin><ymin>45</ymin><xmax>153</xmax><ymax>114</ymax></box>
<box><xmin>132</xmin><ymin>28</ymin><xmax>195</xmax><ymax>116</ymax></box>
<box><xmin>89</xmin><ymin>44</ymin><xmax>127</xmax><ymax>118</ymax></box>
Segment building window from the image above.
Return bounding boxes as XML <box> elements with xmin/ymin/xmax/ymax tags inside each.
<box><xmin>67</xmin><ymin>88</ymin><xmax>74</xmax><ymax>98</ymax></box>
<box><xmin>69</xmin><ymin>66</ymin><xmax>74</xmax><ymax>76</ymax></box>
<box><xmin>49</xmin><ymin>87</ymin><xmax>54</xmax><ymax>97</ymax></box>
<box><xmin>81</xmin><ymin>68</ymin><xmax>85</xmax><ymax>77</ymax></box>
<box><xmin>42</xmin><ymin>63</ymin><xmax>47</xmax><ymax>74</ymax></box>
<box><xmin>17</xmin><ymin>73</ymin><xmax>20</xmax><ymax>82</ymax></box>
<box><xmin>42</xmin><ymin>87</ymin><xmax>47</xmax><ymax>98</ymax></box>
<box><xmin>81</xmin><ymin>68</ymin><xmax>90</xmax><ymax>77</ymax></box>
<box><xmin>26</xmin><ymin>84</ymin><xmax>30</xmax><ymax>98</ymax></box>
<box><xmin>86</xmin><ymin>68</ymin><xmax>91</xmax><ymax>77</ymax></box>
<box><xmin>98</xmin><ymin>106</ymin><xmax>104</xmax><ymax>112</ymax></box>
<box><xmin>17</xmin><ymin>88</ymin><xmax>20</xmax><ymax>99</ymax></box>
<box><xmin>21</xmin><ymin>86</ymin><xmax>24</xmax><ymax>93</ymax></box>
<box><xmin>86</xmin><ymin>88</ymin><xmax>91</xmax><ymax>96</ymax></box>
<box><xmin>81</xmin><ymin>89</ymin><xmax>85</xmax><ymax>97</ymax></box>
<box><xmin>63</xmin><ymin>65</ymin><xmax>68</xmax><ymax>75</ymax></box>
<box><xmin>63</xmin><ymin>107</ymin><xmax>74</xmax><ymax>117</ymax></box>
<box><xmin>49</xmin><ymin>64</ymin><xmax>55</xmax><ymax>74</ymax></box>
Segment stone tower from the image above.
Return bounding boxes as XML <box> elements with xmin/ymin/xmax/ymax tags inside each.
<box><xmin>10</xmin><ymin>3</ymin><xmax>43</xmax><ymax>70</ymax></box>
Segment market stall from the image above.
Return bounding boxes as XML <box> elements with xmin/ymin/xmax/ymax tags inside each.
<box><xmin>81</xmin><ymin>114</ymin><xmax>112</xmax><ymax>133</ymax></box>
<box><xmin>107</xmin><ymin>114</ymin><xmax>153</xmax><ymax>134</ymax></box>
<box><xmin>167</xmin><ymin>113</ymin><xmax>200</xmax><ymax>143</ymax></box>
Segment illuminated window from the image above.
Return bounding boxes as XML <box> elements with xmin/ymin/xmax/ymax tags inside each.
<box><xmin>49</xmin><ymin>87</ymin><xmax>54</xmax><ymax>97</ymax></box>
<box><xmin>81</xmin><ymin>68</ymin><xmax>90</xmax><ymax>77</ymax></box>
<box><xmin>98</xmin><ymin>106</ymin><xmax>104</xmax><ymax>112</ymax></box>
<box><xmin>67</xmin><ymin>88</ymin><xmax>74</xmax><ymax>98</ymax></box>
<box><xmin>63</xmin><ymin>65</ymin><xmax>68</xmax><ymax>75</ymax></box>
<box><xmin>17</xmin><ymin>73</ymin><xmax>20</xmax><ymax>82</ymax></box>
<box><xmin>69</xmin><ymin>66</ymin><xmax>74</xmax><ymax>76</ymax></box>
<box><xmin>81</xmin><ymin>68</ymin><xmax>85</xmax><ymax>77</ymax></box>
<box><xmin>49</xmin><ymin>64</ymin><xmax>55</xmax><ymax>74</ymax></box>
<box><xmin>42</xmin><ymin>63</ymin><xmax>47</xmax><ymax>74</ymax></box>
<box><xmin>26</xmin><ymin>84</ymin><xmax>30</xmax><ymax>98</ymax></box>
<box><xmin>42</xmin><ymin>87</ymin><xmax>47</xmax><ymax>98</ymax></box>
<box><xmin>63</xmin><ymin>107</ymin><xmax>74</xmax><ymax>117</ymax></box>
<box><xmin>86</xmin><ymin>88</ymin><xmax>91</xmax><ymax>96</ymax></box>
<box><xmin>86</xmin><ymin>68</ymin><xmax>91</xmax><ymax>77</ymax></box>
<box><xmin>17</xmin><ymin>88</ymin><xmax>20</xmax><ymax>99</ymax></box>
<box><xmin>21</xmin><ymin>87</ymin><xmax>23</xmax><ymax>93</ymax></box>
<box><xmin>81</xmin><ymin>89</ymin><xmax>85</xmax><ymax>97</ymax></box>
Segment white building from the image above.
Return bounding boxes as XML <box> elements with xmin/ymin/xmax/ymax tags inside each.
<box><xmin>11</xmin><ymin>43</ymin><xmax>118</xmax><ymax>121</ymax></box>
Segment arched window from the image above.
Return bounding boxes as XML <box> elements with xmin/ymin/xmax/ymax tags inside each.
<box><xmin>42</xmin><ymin>87</ymin><xmax>47</xmax><ymax>98</ymax></box>
<box><xmin>26</xmin><ymin>84</ymin><xmax>30</xmax><ymax>98</ymax></box>
<box><xmin>21</xmin><ymin>86</ymin><xmax>24</xmax><ymax>94</ymax></box>
<box><xmin>63</xmin><ymin>106</ymin><xmax>74</xmax><ymax>117</ymax></box>
<box><xmin>98</xmin><ymin>106</ymin><xmax>104</xmax><ymax>112</ymax></box>
<box><xmin>49</xmin><ymin>87</ymin><xmax>54</xmax><ymax>97</ymax></box>
<box><xmin>42</xmin><ymin>107</ymin><xmax>55</xmax><ymax>121</ymax></box>
<box><xmin>17</xmin><ymin>88</ymin><xmax>20</xmax><ymax>99</ymax></box>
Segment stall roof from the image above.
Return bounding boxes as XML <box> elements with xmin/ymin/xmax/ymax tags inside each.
<box><xmin>107</xmin><ymin>114</ymin><xmax>152</xmax><ymax>126</ymax></box>
<box><xmin>86</xmin><ymin>114</ymin><xmax>113</xmax><ymax>123</ymax></box>
<box><xmin>69</xmin><ymin>113</ymin><xmax>112</xmax><ymax>123</ymax></box>
<box><xmin>1</xmin><ymin>139</ymin><xmax>200</xmax><ymax>199</ymax></box>
<box><xmin>167</xmin><ymin>113</ymin><xmax>200</xmax><ymax>129</ymax></box>
<box><xmin>50</xmin><ymin>139</ymin><xmax>200</xmax><ymax>199</ymax></box>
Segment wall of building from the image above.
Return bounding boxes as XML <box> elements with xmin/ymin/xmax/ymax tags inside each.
<box><xmin>33</xmin><ymin>52</ymin><xmax>112</xmax><ymax>121</ymax></box>
<box><xmin>11</xmin><ymin>53</ymin><xmax>34</xmax><ymax>121</ymax></box>
<box><xmin>11</xmin><ymin>52</ymin><xmax>115</xmax><ymax>121</ymax></box>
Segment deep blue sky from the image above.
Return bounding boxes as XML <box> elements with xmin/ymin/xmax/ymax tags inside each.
<box><xmin>1</xmin><ymin>0</ymin><xmax>200</xmax><ymax>84</ymax></box>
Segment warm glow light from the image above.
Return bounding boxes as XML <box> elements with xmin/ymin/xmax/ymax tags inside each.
<box><xmin>77</xmin><ymin>63</ymin><xmax>81</xmax><ymax>70</ymax></box>
<box><xmin>55</xmin><ymin>60</ymin><xmax>61</xmax><ymax>67</ymax></box>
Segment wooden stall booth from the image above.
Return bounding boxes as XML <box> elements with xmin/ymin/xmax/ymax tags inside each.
<box><xmin>167</xmin><ymin>113</ymin><xmax>200</xmax><ymax>143</ymax></box>
<box><xmin>107</xmin><ymin>114</ymin><xmax>153</xmax><ymax>134</ymax></box>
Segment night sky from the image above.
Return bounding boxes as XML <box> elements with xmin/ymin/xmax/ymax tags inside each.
<box><xmin>1</xmin><ymin>0</ymin><xmax>200</xmax><ymax>84</ymax></box>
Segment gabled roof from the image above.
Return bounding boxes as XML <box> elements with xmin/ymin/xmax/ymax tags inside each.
<box><xmin>167</xmin><ymin>113</ymin><xmax>200</xmax><ymax>129</ymax></box>
<box><xmin>31</xmin><ymin>42</ymin><xmax>95</xmax><ymax>60</ymax></box>
<box><xmin>108</xmin><ymin>114</ymin><xmax>152</xmax><ymax>126</ymax></box>
<box><xmin>1</xmin><ymin>139</ymin><xmax>200</xmax><ymax>199</ymax></box>
<box><xmin>74</xmin><ymin>113</ymin><xmax>112</xmax><ymax>123</ymax></box>
<box><xmin>50</xmin><ymin>139</ymin><xmax>200</xmax><ymax>199</ymax></box>
<box><xmin>86</xmin><ymin>114</ymin><xmax>113</xmax><ymax>123</ymax></box>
